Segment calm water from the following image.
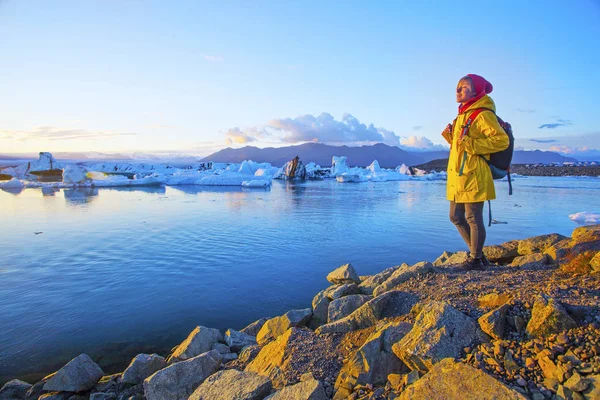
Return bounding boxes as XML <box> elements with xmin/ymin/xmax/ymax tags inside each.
<box><xmin>0</xmin><ymin>177</ymin><xmax>598</xmax><ymax>382</ymax></box>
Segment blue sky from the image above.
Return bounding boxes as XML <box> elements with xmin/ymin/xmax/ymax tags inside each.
<box><xmin>1</xmin><ymin>0</ymin><xmax>599</xmax><ymax>158</ymax></box>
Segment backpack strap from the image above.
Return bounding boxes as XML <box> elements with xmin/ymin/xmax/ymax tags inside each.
<box><xmin>488</xmin><ymin>200</ymin><xmax>492</xmax><ymax>227</ymax></box>
<box><xmin>507</xmin><ymin>169</ymin><xmax>513</xmax><ymax>195</ymax></box>
<box><xmin>458</xmin><ymin>108</ymin><xmax>487</xmax><ymax>176</ymax></box>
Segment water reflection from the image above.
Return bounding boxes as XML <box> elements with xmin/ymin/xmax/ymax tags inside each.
<box><xmin>0</xmin><ymin>187</ymin><xmax>23</xmax><ymax>195</ymax></box>
<box><xmin>64</xmin><ymin>188</ymin><xmax>99</xmax><ymax>204</ymax></box>
<box><xmin>104</xmin><ymin>186</ymin><xmax>166</xmax><ymax>195</ymax></box>
<box><xmin>171</xmin><ymin>185</ymin><xmax>245</xmax><ymax>195</ymax></box>
<box><xmin>42</xmin><ymin>186</ymin><xmax>60</xmax><ymax>196</ymax></box>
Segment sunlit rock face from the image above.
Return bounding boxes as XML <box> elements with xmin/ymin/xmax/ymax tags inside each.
<box><xmin>279</xmin><ymin>156</ymin><xmax>307</xmax><ymax>180</ymax></box>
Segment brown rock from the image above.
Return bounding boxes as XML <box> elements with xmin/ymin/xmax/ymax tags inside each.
<box><xmin>518</xmin><ymin>233</ymin><xmax>568</xmax><ymax>255</ymax></box>
<box><xmin>372</xmin><ymin>262</ymin><xmax>436</xmax><ymax>297</ymax></box>
<box><xmin>398</xmin><ymin>358</ymin><xmax>527</xmax><ymax>399</ymax></box>
<box><xmin>564</xmin><ymin>372</ymin><xmax>589</xmax><ymax>392</ymax></box>
<box><xmin>327</xmin><ymin>263</ymin><xmax>361</xmax><ymax>285</ymax></box>
<box><xmin>392</xmin><ymin>301</ymin><xmax>488</xmax><ymax>373</ymax></box>
<box><xmin>256</xmin><ymin>308</ymin><xmax>312</xmax><ymax>345</ymax></box>
<box><xmin>483</xmin><ymin>240</ymin><xmax>520</xmax><ymax>263</ymax></box>
<box><xmin>509</xmin><ymin>253</ymin><xmax>551</xmax><ymax>268</ymax></box>
<box><xmin>526</xmin><ymin>294</ymin><xmax>577</xmax><ymax>338</ymax></box>
<box><xmin>571</xmin><ymin>224</ymin><xmax>600</xmax><ymax>244</ymax></box>
<box><xmin>582</xmin><ymin>374</ymin><xmax>600</xmax><ymax>399</ymax></box>
<box><xmin>478</xmin><ymin>304</ymin><xmax>509</xmax><ymax>340</ymax></box>
<box><xmin>477</xmin><ymin>293</ymin><xmax>512</xmax><ymax>308</ymax></box>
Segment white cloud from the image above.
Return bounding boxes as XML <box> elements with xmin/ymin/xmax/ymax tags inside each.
<box><xmin>223</xmin><ymin>113</ymin><xmax>403</xmax><ymax>146</ymax></box>
<box><xmin>224</xmin><ymin>127</ymin><xmax>256</xmax><ymax>145</ymax></box>
<box><xmin>0</xmin><ymin>126</ymin><xmax>137</xmax><ymax>141</ymax></box>
<box><xmin>400</xmin><ymin>136</ymin><xmax>447</xmax><ymax>152</ymax></box>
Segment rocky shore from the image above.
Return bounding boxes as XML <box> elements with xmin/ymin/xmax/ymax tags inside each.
<box><xmin>2</xmin><ymin>225</ymin><xmax>600</xmax><ymax>400</ymax></box>
<box><xmin>413</xmin><ymin>158</ymin><xmax>600</xmax><ymax>177</ymax></box>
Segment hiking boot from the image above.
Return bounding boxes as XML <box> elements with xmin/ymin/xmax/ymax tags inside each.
<box><xmin>462</xmin><ymin>257</ymin><xmax>485</xmax><ymax>271</ymax></box>
<box><xmin>482</xmin><ymin>254</ymin><xmax>491</xmax><ymax>267</ymax></box>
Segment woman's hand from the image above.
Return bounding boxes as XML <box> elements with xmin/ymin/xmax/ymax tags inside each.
<box><xmin>441</xmin><ymin>124</ymin><xmax>453</xmax><ymax>144</ymax></box>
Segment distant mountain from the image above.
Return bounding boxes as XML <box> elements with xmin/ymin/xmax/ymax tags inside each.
<box><xmin>203</xmin><ymin>143</ymin><xmax>442</xmax><ymax>167</ymax></box>
<box><xmin>202</xmin><ymin>143</ymin><xmax>576</xmax><ymax>167</ymax></box>
<box><xmin>511</xmin><ymin>150</ymin><xmax>577</xmax><ymax>164</ymax></box>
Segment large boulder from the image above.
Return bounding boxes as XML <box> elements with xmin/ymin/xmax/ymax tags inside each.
<box><xmin>434</xmin><ymin>251</ymin><xmax>469</xmax><ymax>267</ymax></box>
<box><xmin>143</xmin><ymin>350</ymin><xmax>221</xmax><ymax>400</ymax></box>
<box><xmin>334</xmin><ymin>321</ymin><xmax>412</xmax><ymax>398</ymax></box>
<box><xmin>246</xmin><ymin>328</ymin><xmax>341</xmax><ymax>389</ymax></box>
<box><xmin>526</xmin><ymin>294</ymin><xmax>577</xmax><ymax>337</ymax></box>
<box><xmin>358</xmin><ymin>266</ymin><xmax>400</xmax><ymax>295</ymax></box>
<box><xmin>518</xmin><ymin>233</ymin><xmax>568</xmax><ymax>255</ymax></box>
<box><xmin>121</xmin><ymin>354</ymin><xmax>166</xmax><ymax>384</ymax></box>
<box><xmin>477</xmin><ymin>293</ymin><xmax>512</xmax><ymax>309</ymax></box>
<box><xmin>591</xmin><ymin>251</ymin><xmax>600</xmax><ymax>272</ymax></box>
<box><xmin>256</xmin><ymin>308</ymin><xmax>312</xmax><ymax>345</ymax></box>
<box><xmin>310</xmin><ymin>289</ymin><xmax>332</xmax><ymax>328</ymax></box>
<box><xmin>392</xmin><ymin>301</ymin><xmax>488</xmax><ymax>373</ymax></box>
<box><xmin>188</xmin><ymin>369</ymin><xmax>272</xmax><ymax>400</ymax></box>
<box><xmin>478</xmin><ymin>304</ymin><xmax>509</xmax><ymax>340</ymax></box>
<box><xmin>327</xmin><ymin>294</ymin><xmax>371</xmax><ymax>323</ymax></box>
<box><xmin>572</xmin><ymin>224</ymin><xmax>600</xmax><ymax>243</ymax></box>
<box><xmin>43</xmin><ymin>354</ymin><xmax>104</xmax><ymax>392</ymax></box>
<box><xmin>398</xmin><ymin>358</ymin><xmax>527</xmax><ymax>399</ymax></box>
<box><xmin>373</xmin><ymin>262</ymin><xmax>435</xmax><ymax>297</ymax></box>
<box><xmin>483</xmin><ymin>240</ymin><xmax>519</xmax><ymax>263</ymax></box>
<box><xmin>509</xmin><ymin>253</ymin><xmax>551</xmax><ymax>268</ymax></box>
<box><xmin>559</xmin><ymin>240</ymin><xmax>600</xmax><ymax>274</ymax></box>
<box><xmin>168</xmin><ymin>326</ymin><xmax>223</xmax><ymax>363</ymax></box>
<box><xmin>583</xmin><ymin>375</ymin><xmax>600</xmax><ymax>399</ymax></box>
<box><xmin>266</xmin><ymin>378</ymin><xmax>327</xmax><ymax>400</ymax></box>
<box><xmin>326</xmin><ymin>263</ymin><xmax>360</xmax><ymax>285</ymax></box>
<box><xmin>0</xmin><ymin>379</ymin><xmax>32</xmax><ymax>399</ymax></box>
<box><xmin>316</xmin><ymin>290</ymin><xmax>418</xmax><ymax>335</ymax></box>
<box><xmin>329</xmin><ymin>283</ymin><xmax>361</xmax><ymax>299</ymax></box>
<box><xmin>225</xmin><ymin>329</ymin><xmax>257</xmax><ymax>352</ymax></box>
<box><xmin>240</xmin><ymin>318</ymin><xmax>268</xmax><ymax>336</ymax></box>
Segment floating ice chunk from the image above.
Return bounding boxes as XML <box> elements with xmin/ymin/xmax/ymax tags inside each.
<box><xmin>336</xmin><ymin>174</ymin><xmax>363</xmax><ymax>183</ymax></box>
<box><xmin>569</xmin><ymin>212</ymin><xmax>600</xmax><ymax>224</ymax></box>
<box><xmin>331</xmin><ymin>156</ymin><xmax>348</xmax><ymax>176</ymax></box>
<box><xmin>242</xmin><ymin>180</ymin><xmax>271</xmax><ymax>188</ymax></box>
<box><xmin>63</xmin><ymin>165</ymin><xmax>88</xmax><ymax>183</ymax></box>
<box><xmin>366</xmin><ymin>160</ymin><xmax>381</xmax><ymax>173</ymax></box>
<box><xmin>0</xmin><ymin>178</ymin><xmax>24</xmax><ymax>188</ymax></box>
<box><xmin>396</xmin><ymin>163</ymin><xmax>411</xmax><ymax>175</ymax></box>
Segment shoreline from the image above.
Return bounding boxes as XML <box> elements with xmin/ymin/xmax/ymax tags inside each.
<box><xmin>2</xmin><ymin>225</ymin><xmax>599</xmax><ymax>399</ymax></box>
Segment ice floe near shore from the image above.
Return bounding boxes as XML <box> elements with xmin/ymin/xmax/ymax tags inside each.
<box><xmin>569</xmin><ymin>212</ymin><xmax>600</xmax><ymax>224</ymax></box>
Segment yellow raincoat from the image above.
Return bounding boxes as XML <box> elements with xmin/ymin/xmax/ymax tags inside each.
<box><xmin>444</xmin><ymin>95</ymin><xmax>509</xmax><ymax>203</ymax></box>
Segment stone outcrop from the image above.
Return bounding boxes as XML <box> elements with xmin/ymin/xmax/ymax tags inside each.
<box><xmin>43</xmin><ymin>354</ymin><xmax>104</xmax><ymax>392</ymax></box>
<box><xmin>392</xmin><ymin>301</ymin><xmax>488</xmax><ymax>373</ymax></box>
<box><xmin>553</xmin><ymin>224</ymin><xmax>600</xmax><ymax>274</ymax></box>
<box><xmin>316</xmin><ymin>290</ymin><xmax>418</xmax><ymax>334</ymax></box>
<box><xmin>168</xmin><ymin>325</ymin><xmax>223</xmax><ymax>363</ymax></box>
<box><xmin>121</xmin><ymin>353</ymin><xmax>166</xmax><ymax>384</ymax></box>
<box><xmin>326</xmin><ymin>263</ymin><xmax>360</xmax><ymax>285</ymax></box>
<box><xmin>509</xmin><ymin>253</ymin><xmax>551</xmax><ymax>268</ymax></box>
<box><xmin>477</xmin><ymin>293</ymin><xmax>512</xmax><ymax>308</ymax></box>
<box><xmin>526</xmin><ymin>294</ymin><xmax>577</xmax><ymax>337</ymax></box>
<box><xmin>329</xmin><ymin>283</ymin><xmax>361</xmax><ymax>299</ymax></box>
<box><xmin>0</xmin><ymin>379</ymin><xmax>32</xmax><ymax>399</ymax></box>
<box><xmin>334</xmin><ymin>321</ymin><xmax>412</xmax><ymax>398</ymax></box>
<box><xmin>483</xmin><ymin>240</ymin><xmax>520</xmax><ymax>263</ymax></box>
<box><xmin>225</xmin><ymin>329</ymin><xmax>257</xmax><ymax>352</ymax></box>
<box><xmin>357</xmin><ymin>266</ymin><xmax>399</xmax><ymax>295</ymax></box>
<box><xmin>310</xmin><ymin>289</ymin><xmax>333</xmax><ymax>328</ymax></box>
<box><xmin>241</xmin><ymin>318</ymin><xmax>269</xmax><ymax>336</ymax></box>
<box><xmin>433</xmin><ymin>251</ymin><xmax>468</xmax><ymax>267</ymax></box>
<box><xmin>518</xmin><ymin>233</ymin><xmax>568</xmax><ymax>255</ymax></box>
<box><xmin>143</xmin><ymin>350</ymin><xmax>221</xmax><ymax>400</ymax></box>
<box><xmin>398</xmin><ymin>358</ymin><xmax>527</xmax><ymax>399</ymax></box>
<box><xmin>373</xmin><ymin>262</ymin><xmax>436</xmax><ymax>296</ymax></box>
<box><xmin>327</xmin><ymin>294</ymin><xmax>371</xmax><ymax>323</ymax></box>
<box><xmin>256</xmin><ymin>308</ymin><xmax>312</xmax><ymax>345</ymax></box>
<box><xmin>266</xmin><ymin>377</ymin><xmax>327</xmax><ymax>399</ymax></box>
<box><xmin>246</xmin><ymin>328</ymin><xmax>340</xmax><ymax>389</ymax></box>
<box><xmin>188</xmin><ymin>369</ymin><xmax>272</xmax><ymax>400</ymax></box>
<box><xmin>478</xmin><ymin>304</ymin><xmax>509</xmax><ymax>340</ymax></box>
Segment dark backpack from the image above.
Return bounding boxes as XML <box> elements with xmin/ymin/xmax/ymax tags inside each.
<box><xmin>453</xmin><ymin>107</ymin><xmax>514</xmax><ymax>194</ymax></box>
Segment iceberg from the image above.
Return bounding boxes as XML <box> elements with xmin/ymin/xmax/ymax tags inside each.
<box><xmin>0</xmin><ymin>178</ymin><xmax>25</xmax><ymax>189</ymax></box>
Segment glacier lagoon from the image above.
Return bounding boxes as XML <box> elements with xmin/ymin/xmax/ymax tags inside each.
<box><xmin>0</xmin><ymin>176</ymin><xmax>598</xmax><ymax>381</ymax></box>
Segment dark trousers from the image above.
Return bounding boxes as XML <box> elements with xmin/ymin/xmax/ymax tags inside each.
<box><xmin>449</xmin><ymin>201</ymin><xmax>486</xmax><ymax>259</ymax></box>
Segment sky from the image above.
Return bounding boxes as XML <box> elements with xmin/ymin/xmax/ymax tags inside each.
<box><xmin>1</xmin><ymin>0</ymin><xmax>600</xmax><ymax>159</ymax></box>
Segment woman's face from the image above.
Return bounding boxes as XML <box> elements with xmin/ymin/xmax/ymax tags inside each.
<box><xmin>456</xmin><ymin>78</ymin><xmax>476</xmax><ymax>104</ymax></box>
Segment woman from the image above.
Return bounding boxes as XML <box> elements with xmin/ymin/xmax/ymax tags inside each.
<box><xmin>442</xmin><ymin>74</ymin><xmax>509</xmax><ymax>270</ymax></box>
